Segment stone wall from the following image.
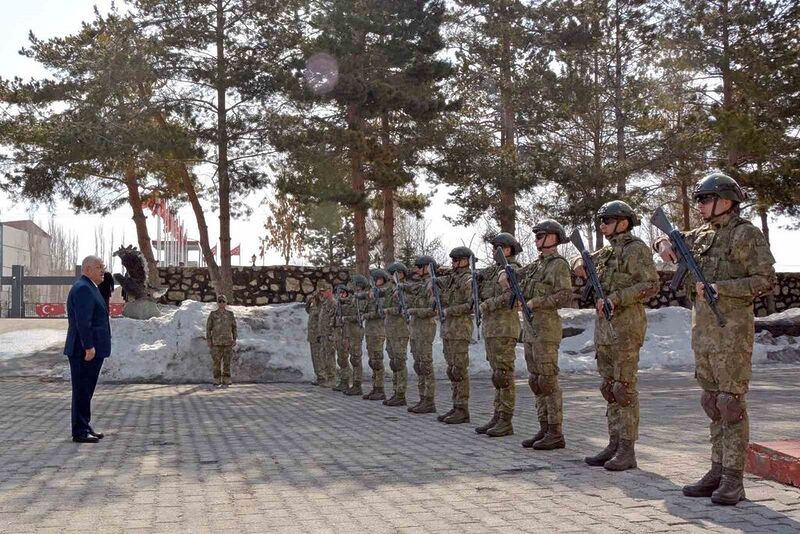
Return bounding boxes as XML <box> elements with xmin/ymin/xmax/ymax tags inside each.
<box><xmin>157</xmin><ymin>266</ymin><xmax>349</xmax><ymax>306</ymax></box>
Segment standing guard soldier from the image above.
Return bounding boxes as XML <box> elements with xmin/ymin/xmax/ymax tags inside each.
<box><xmin>317</xmin><ymin>282</ymin><xmax>338</xmax><ymax>388</ymax></box>
<box><xmin>407</xmin><ymin>256</ymin><xmax>438</xmax><ymax>414</ymax></box>
<box><xmin>383</xmin><ymin>263</ymin><xmax>411</xmax><ymax>406</ymax></box>
<box><xmin>342</xmin><ymin>275</ymin><xmax>369</xmax><ymax>396</ymax></box>
<box><xmin>331</xmin><ymin>284</ymin><xmax>352</xmax><ymax>392</ymax></box>
<box><xmin>519</xmin><ymin>220</ymin><xmax>573</xmax><ymax>450</ymax></box>
<box><xmin>361</xmin><ymin>269</ymin><xmax>389</xmax><ymax>401</ymax></box>
<box><xmin>437</xmin><ymin>246</ymin><xmax>475</xmax><ymax>424</ymax></box>
<box><xmin>305</xmin><ymin>291</ymin><xmax>324</xmax><ymax>386</ymax></box>
<box><xmin>476</xmin><ymin>233</ymin><xmax>523</xmax><ymax>437</ymax></box>
<box><xmin>654</xmin><ymin>173</ymin><xmax>775</xmax><ymax>505</ymax></box>
<box><xmin>206</xmin><ymin>295</ymin><xmax>238</xmax><ymax>388</ymax></box>
<box><xmin>573</xmin><ymin>201</ymin><xmax>659</xmax><ymax>471</ymax></box>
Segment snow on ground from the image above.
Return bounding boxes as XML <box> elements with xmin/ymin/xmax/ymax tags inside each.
<box><xmin>1</xmin><ymin>301</ymin><xmax>798</xmax><ymax>382</ymax></box>
<box><xmin>0</xmin><ymin>330</ymin><xmax>64</xmax><ymax>361</ymax></box>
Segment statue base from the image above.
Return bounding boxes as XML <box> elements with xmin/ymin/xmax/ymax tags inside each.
<box><xmin>122</xmin><ymin>299</ymin><xmax>161</xmax><ymax>320</ymax></box>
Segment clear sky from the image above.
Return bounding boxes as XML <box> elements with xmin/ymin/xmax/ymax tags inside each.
<box><xmin>1</xmin><ymin>0</ymin><xmax>798</xmax><ymax>271</ymax></box>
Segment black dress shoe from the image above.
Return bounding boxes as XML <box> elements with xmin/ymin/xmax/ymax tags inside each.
<box><xmin>73</xmin><ymin>434</ymin><xmax>99</xmax><ymax>443</ymax></box>
<box><xmin>89</xmin><ymin>430</ymin><xmax>104</xmax><ymax>439</ymax></box>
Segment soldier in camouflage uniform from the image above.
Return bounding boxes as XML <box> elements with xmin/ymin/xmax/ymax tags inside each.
<box><xmin>383</xmin><ymin>263</ymin><xmax>411</xmax><ymax>406</ymax></box>
<box><xmin>476</xmin><ymin>233</ymin><xmax>523</xmax><ymax>437</ymax></box>
<box><xmin>342</xmin><ymin>275</ymin><xmax>369</xmax><ymax>396</ymax></box>
<box><xmin>406</xmin><ymin>256</ymin><xmax>438</xmax><ymax>414</ymax></box>
<box><xmin>331</xmin><ymin>284</ymin><xmax>352</xmax><ymax>392</ymax></box>
<box><xmin>519</xmin><ymin>220</ymin><xmax>573</xmax><ymax>450</ymax></box>
<box><xmin>305</xmin><ymin>291</ymin><xmax>324</xmax><ymax>386</ymax></box>
<box><xmin>206</xmin><ymin>295</ymin><xmax>238</xmax><ymax>387</ymax></box>
<box><xmin>655</xmin><ymin>174</ymin><xmax>775</xmax><ymax>505</ymax></box>
<box><xmin>361</xmin><ymin>269</ymin><xmax>389</xmax><ymax>401</ymax></box>
<box><xmin>573</xmin><ymin>201</ymin><xmax>659</xmax><ymax>471</ymax></box>
<box><xmin>317</xmin><ymin>282</ymin><xmax>338</xmax><ymax>388</ymax></box>
<box><xmin>436</xmin><ymin>246</ymin><xmax>475</xmax><ymax>424</ymax></box>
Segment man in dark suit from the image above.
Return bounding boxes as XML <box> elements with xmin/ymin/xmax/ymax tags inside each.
<box><xmin>64</xmin><ymin>256</ymin><xmax>112</xmax><ymax>443</ymax></box>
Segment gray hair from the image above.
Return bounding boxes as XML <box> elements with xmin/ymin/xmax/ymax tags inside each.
<box><xmin>81</xmin><ymin>255</ymin><xmax>104</xmax><ymax>272</ymax></box>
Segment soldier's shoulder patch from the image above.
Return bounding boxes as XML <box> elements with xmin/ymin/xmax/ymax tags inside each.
<box><xmin>732</xmin><ymin>219</ymin><xmax>768</xmax><ymax>246</ymax></box>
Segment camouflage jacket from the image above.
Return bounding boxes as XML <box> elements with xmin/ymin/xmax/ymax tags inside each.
<box><xmin>406</xmin><ymin>279</ymin><xmax>437</xmax><ymax>339</ymax></box>
<box><xmin>358</xmin><ymin>289</ymin><xmax>386</xmax><ymax>338</ymax></box>
<box><xmin>588</xmin><ymin>231</ymin><xmax>659</xmax><ymax>346</ymax></box>
<box><xmin>318</xmin><ymin>298</ymin><xmax>337</xmax><ymax>339</ymax></box>
<box><xmin>441</xmin><ymin>266</ymin><xmax>474</xmax><ymax>340</ymax></box>
<box><xmin>383</xmin><ymin>281</ymin><xmax>410</xmax><ymax>338</ymax></box>
<box><xmin>479</xmin><ymin>256</ymin><xmax>522</xmax><ymax>340</ymax></box>
<box><xmin>520</xmin><ymin>252</ymin><xmax>572</xmax><ymax>343</ymax></box>
<box><xmin>206</xmin><ymin>308</ymin><xmax>237</xmax><ymax>346</ymax></box>
<box><xmin>306</xmin><ymin>300</ymin><xmax>321</xmax><ymax>342</ymax></box>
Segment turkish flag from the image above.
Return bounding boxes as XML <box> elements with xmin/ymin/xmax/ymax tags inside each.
<box><xmin>231</xmin><ymin>244</ymin><xmax>241</xmax><ymax>256</ymax></box>
<box><xmin>211</xmin><ymin>244</ymin><xmax>217</xmax><ymax>256</ymax></box>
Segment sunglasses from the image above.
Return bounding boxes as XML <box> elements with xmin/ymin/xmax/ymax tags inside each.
<box><xmin>599</xmin><ymin>216</ymin><xmax>619</xmax><ymax>225</ymax></box>
<box><xmin>535</xmin><ymin>232</ymin><xmax>548</xmax><ymax>241</ymax></box>
<box><xmin>695</xmin><ymin>194</ymin><xmax>716</xmax><ymax>205</ymax></box>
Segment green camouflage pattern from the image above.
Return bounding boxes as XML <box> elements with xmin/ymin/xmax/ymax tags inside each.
<box><xmin>664</xmin><ymin>212</ymin><xmax>775</xmax><ymax>470</ymax></box>
<box><xmin>359</xmin><ymin>291</ymin><xmax>386</xmax><ymax>388</ymax></box>
<box><xmin>206</xmin><ymin>308</ymin><xmax>237</xmax><ymax>346</ymax></box>
<box><xmin>520</xmin><ymin>252</ymin><xmax>572</xmax><ymax>426</ymax></box>
<box><xmin>317</xmin><ymin>298</ymin><xmax>338</xmax><ymax>383</ymax></box>
<box><xmin>210</xmin><ymin>346</ymin><xmax>233</xmax><ymax>385</ymax></box>
<box><xmin>407</xmin><ymin>280</ymin><xmax>437</xmax><ymax>399</ymax></box>
<box><xmin>384</xmin><ymin>281</ymin><xmax>410</xmax><ymax>396</ymax></box>
<box><xmin>306</xmin><ymin>299</ymin><xmax>324</xmax><ymax>381</ymax></box>
<box><xmin>441</xmin><ymin>266</ymin><xmax>474</xmax><ymax>407</ymax></box>
<box><xmin>341</xmin><ymin>294</ymin><xmax>364</xmax><ymax>385</ymax></box>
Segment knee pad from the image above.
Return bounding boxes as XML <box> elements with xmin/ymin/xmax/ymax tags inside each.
<box><xmin>492</xmin><ymin>369</ymin><xmax>512</xmax><ymax>389</ymax></box>
<box><xmin>701</xmin><ymin>391</ymin><xmax>721</xmax><ymax>421</ymax></box>
<box><xmin>369</xmin><ymin>359</ymin><xmax>382</xmax><ymax>372</ymax></box>
<box><xmin>451</xmin><ymin>365</ymin><xmax>467</xmax><ymax>383</ymax></box>
<box><xmin>538</xmin><ymin>375</ymin><xmax>557</xmax><ymax>396</ymax></box>
<box><xmin>446</xmin><ymin>365</ymin><xmax>455</xmax><ymax>382</ymax></box>
<box><xmin>413</xmin><ymin>361</ymin><xmax>421</xmax><ymax>375</ymax></box>
<box><xmin>717</xmin><ymin>392</ymin><xmax>746</xmax><ymax>423</ymax></box>
<box><xmin>600</xmin><ymin>379</ymin><xmax>616</xmax><ymax>404</ymax></box>
<box><xmin>529</xmin><ymin>374</ymin><xmax>542</xmax><ymax>395</ymax></box>
<box><xmin>389</xmin><ymin>359</ymin><xmax>401</xmax><ymax>372</ymax></box>
<box><xmin>611</xmin><ymin>381</ymin><xmax>635</xmax><ymax>407</ymax></box>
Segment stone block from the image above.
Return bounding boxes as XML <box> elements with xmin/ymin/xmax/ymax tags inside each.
<box><xmin>746</xmin><ymin>440</ymin><xmax>800</xmax><ymax>488</ymax></box>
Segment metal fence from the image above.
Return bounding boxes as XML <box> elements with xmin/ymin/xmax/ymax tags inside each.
<box><xmin>0</xmin><ymin>264</ymin><xmax>81</xmax><ymax>318</ymax></box>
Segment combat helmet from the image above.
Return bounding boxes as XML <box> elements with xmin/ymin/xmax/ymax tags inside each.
<box><xmin>449</xmin><ymin>246</ymin><xmax>474</xmax><ymax>260</ymax></box>
<box><xmin>490</xmin><ymin>232</ymin><xmax>523</xmax><ymax>255</ymax></box>
<box><xmin>370</xmin><ymin>268</ymin><xmax>390</xmax><ymax>283</ymax></box>
<box><xmin>414</xmin><ymin>255</ymin><xmax>437</xmax><ymax>270</ymax></box>
<box><xmin>692</xmin><ymin>172</ymin><xmax>746</xmax><ymax>203</ymax></box>
<box><xmin>387</xmin><ymin>262</ymin><xmax>408</xmax><ymax>276</ymax></box>
<box><xmin>597</xmin><ymin>200</ymin><xmax>640</xmax><ymax>227</ymax></box>
<box><xmin>334</xmin><ymin>283</ymin><xmax>349</xmax><ymax>295</ymax></box>
<box><xmin>351</xmin><ymin>274</ymin><xmax>369</xmax><ymax>289</ymax></box>
<box><xmin>531</xmin><ymin>219</ymin><xmax>569</xmax><ymax>244</ymax></box>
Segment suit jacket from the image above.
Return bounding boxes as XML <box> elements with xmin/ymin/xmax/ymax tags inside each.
<box><xmin>64</xmin><ymin>275</ymin><xmax>112</xmax><ymax>360</ymax></box>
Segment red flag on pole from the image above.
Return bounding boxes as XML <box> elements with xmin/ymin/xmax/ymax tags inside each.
<box><xmin>211</xmin><ymin>244</ymin><xmax>217</xmax><ymax>256</ymax></box>
<box><xmin>231</xmin><ymin>244</ymin><xmax>241</xmax><ymax>256</ymax></box>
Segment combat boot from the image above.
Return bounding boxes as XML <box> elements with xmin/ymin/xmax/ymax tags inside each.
<box><xmin>603</xmin><ymin>439</ymin><xmax>637</xmax><ymax>471</ymax></box>
<box><xmin>443</xmin><ymin>407</ymin><xmax>470</xmax><ymax>424</ymax></box>
<box><xmin>522</xmin><ymin>420</ymin><xmax>548</xmax><ymax>448</ymax></box>
<box><xmin>384</xmin><ymin>394</ymin><xmax>407</xmax><ymax>407</ymax></box>
<box><xmin>486</xmin><ymin>412</ymin><xmax>513</xmax><ymax>437</ymax></box>
<box><xmin>363</xmin><ymin>387</ymin><xmax>386</xmax><ymax>401</ymax></box>
<box><xmin>682</xmin><ymin>462</ymin><xmax>722</xmax><ymax>497</ymax></box>
<box><xmin>475</xmin><ymin>411</ymin><xmax>499</xmax><ymax>434</ymax></box>
<box><xmin>711</xmin><ymin>468</ymin><xmax>746</xmax><ymax>505</ymax></box>
<box><xmin>437</xmin><ymin>407</ymin><xmax>455</xmax><ymax>422</ymax></box>
<box><xmin>585</xmin><ymin>434</ymin><xmax>618</xmax><ymax>466</ymax></box>
<box><xmin>407</xmin><ymin>399</ymin><xmax>422</xmax><ymax>412</ymax></box>
<box><xmin>332</xmin><ymin>379</ymin><xmax>347</xmax><ymax>392</ymax></box>
<box><xmin>533</xmin><ymin>424</ymin><xmax>565</xmax><ymax>450</ymax></box>
<box><xmin>344</xmin><ymin>382</ymin><xmax>363</xmax><ymax>396</ymax></box>
<box><xmin>412</xmin><ymin>397</ymin><xmax>436</xmax><ymax>414</ymax></box>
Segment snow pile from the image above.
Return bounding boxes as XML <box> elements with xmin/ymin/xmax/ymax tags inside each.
<box><xmin>0</xmin><ymin>329</ymin><xmax>65</xmax><ymax>361</ymax></box>
<box><xmin>85</xmin><ymin>301</ymin><xmax>800</xmax><ymax>383</ymax></box>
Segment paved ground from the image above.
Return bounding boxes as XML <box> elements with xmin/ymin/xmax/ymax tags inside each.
<box><xmin>1</xmin><ymin>368</ymin><xmax>799</xmax><ymax>533</ymax></box>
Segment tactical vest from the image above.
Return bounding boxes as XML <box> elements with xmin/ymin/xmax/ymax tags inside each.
<box><xmin>595</xmin><ymin>233</ymin><xmax>648</xmax><ymax>295</ymax></box>
<box><xmin>688</xmin><ymin>216</ymin><xmax>752</xmax><ymax>284</ymax></box>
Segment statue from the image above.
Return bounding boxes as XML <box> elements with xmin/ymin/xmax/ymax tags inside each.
<box><xmin>113</xmin><ymin>245</ymin><xmax>166</xmax><ymax>319</ymax></box>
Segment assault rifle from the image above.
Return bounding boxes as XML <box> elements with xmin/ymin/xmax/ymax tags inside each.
<box><xmin>334</xmin><ymin>286</ymin><xmax>345</xmax><ymax>335</ymax></box>
<box><xmin>369</xmin><ymin>277</ymin><xmax>385</xmax><ymax>320</ymax></box>
<box><xmin>493</xmin><ymin>246</ymin><xmax>534</xmax><ymax>323</ymax></box>
<box><xmin>469</xmin><ymin>254</ymin><xmax>483</xmax><ymax>339</ymax></box>
<box><xmin>392</xmin><ymin>272</ymin><xmax>410</xmax><ymax>324</ymax></box>
<box><xmin>429</xmin><ymin>261</ymin><xmax>446</xmax><ymax>325</ymax></box>
<box><xmin>569</xmin><ymin>230</ymin><xmax>616</xmax><ymax>339</ymax></box>
<box><xmin>354</xmin><ymin>290</ymin><xmax>364</xmax><ymax>328</ymax></box>
<box><xmin>651</xmin><ymin>206</ymin><xmax>726</xmax><ymax>327</ymax></box>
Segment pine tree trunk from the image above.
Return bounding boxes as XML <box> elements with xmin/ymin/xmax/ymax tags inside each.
<box><xmin>720</xmin><ymin>0</ymin><xmax>738</xmax><ymax>170</ymax></box>
<box><xmin>498</xmin><ymin>30</ymin><xmax>517</xmax><ymax>235</ymax></box>
<box><xmin>680</xmin><ymin>173</ymin><xmax>691</xmax><ymax>230</ymax></box>
<box><xmin>348</xmin><ymin>104</ymin><xmax>369</xmax><ymax>275</ymax></box>
<box><xmin>123</xmin><ymin>164</ymin><xmax>160</xmax><ymax>289</ymax></box>
<box><xmin>614</xmin><ymin>0</ymin><xmax>626</xmax><ymax>195</ymax></box>
<box><xmin>380</xmin><ymin>114</ymin><xmax>395</xmax><ymax>264</ymax></box>
<box><xmin>215</xmin><ymin>0</ymin><xmax>233</xmax><ymax>299</ymax></box>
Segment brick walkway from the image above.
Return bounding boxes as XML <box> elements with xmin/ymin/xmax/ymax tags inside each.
<box><xmin>1</xmin><ymin>368</ymin><xmax>799</xmax><ymax>533</ymax></box>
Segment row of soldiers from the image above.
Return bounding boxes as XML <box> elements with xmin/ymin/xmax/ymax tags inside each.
<box><xmin>304</xmin><ymin>173</ymin><xmax>775</xmax><ymax>507</ymax></box>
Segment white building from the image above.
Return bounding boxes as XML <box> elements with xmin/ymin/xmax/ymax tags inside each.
<box><xmin>0</xmin><ymin>220</ymin><xmax>52</xmax><ymax>316</ymax></box>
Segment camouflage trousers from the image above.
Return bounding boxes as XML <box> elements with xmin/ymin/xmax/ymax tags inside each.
<box><xmin>596</xmin><ymin>343</ymin><xmax>640</xmax><ymax>442</ymax></box>
<box><xmin>309</xmin><ymin>340</ymin><xmax>323</xmax><ymax>381</ymax></box>
<box><xmin>318</xmin><ymin>339</ymin><xmax>337</xmax><ymax>383</ymax></box>
<box><xmin>410</xmin><ymin>324</ymin><xmax>437</xmax><ymax>399</ymax></box>
<box><xmin>347</xmin><ymin>332</ymin><xmax>364</xmax><ymax>385</ymax></box>
<box><xmin>386</xmin><ymin>335</ymin><xmax>409</xmax><ymax>396</ymax></box>
<box><xmin>334</xmin><ymin>331</ymin><xmax>351</xmax><ymax>386</ymax></box>
<box><xmin>211</xmin><ymin>346</ymin><xmax>233</xmax><ymax>385</ymax></box>
<box><xmin>695</xmin><ymin>349</ymin><xmax>751</xmax><ymax>471</ymax></box>
<box><xmin>524</xmin><ymin>340</ymin><xmax>562</xmax><ymax>426</ymax></box>
<box><xmin>485</xmin><ymin>337</ymin><xmax>517</xmax><ymax>416</ymax></box>
<box><xmin>442</xmin><ymin>338</ymin><xmax>470</xmax><ymax>408</ymax></box>
<box><xmin>365</xmin><ymin>335</ymin><xmax>386</xmax><ymax>389</ymax></box>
